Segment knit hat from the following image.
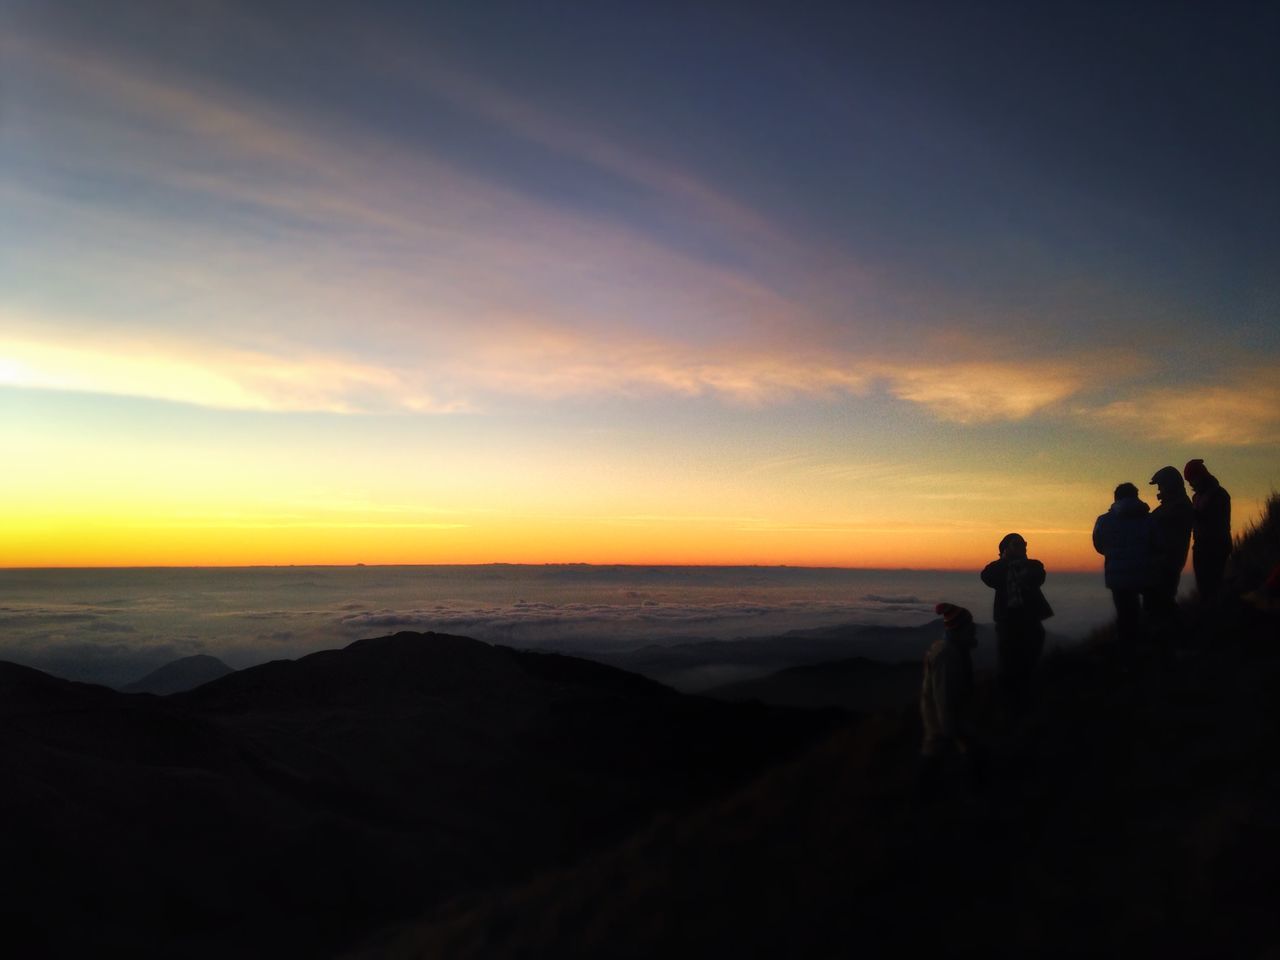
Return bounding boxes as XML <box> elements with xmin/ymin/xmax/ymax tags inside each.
<box><xmin>1184</xmin><ymin>459</ymin><xmax>1210</xmax><ymax>483</ymax></box>
<box><xmin>935</xmin><ymin>602</ymin><xmax>973</xmax><ymax>631</ymax></box>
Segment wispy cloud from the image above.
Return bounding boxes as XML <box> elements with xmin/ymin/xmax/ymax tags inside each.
<box><xmin>0</xmin><ymin>321</ymin><xmax>462</xmax><ymax>414</ymax></box>
<box><xmin>447</xmin><ymin>322</ymin><xmax>871</xmax><ymax>404</ymax></box>
<box><xmin>6</xmin><ymin>25</ymin><xmax>1262</xmax><ymax>445</ymax></box>
<box><xmin>875</xmin><ymin>359</ymin><xmax>1091</xmax><ymax>423</ymax></box>
<box><xmin>1090</xmin><ymin>375</ymin><xmax>1280</xmax><ymax>446</ymax></box>
<box><xmin>382</xmin><ymin>44</ymin><xmax>796</xmax><ymax>262</ymax></box>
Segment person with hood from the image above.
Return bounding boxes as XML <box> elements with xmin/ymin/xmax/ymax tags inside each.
<box><xmin>1092</xmin><ymin>483</ymin><xmax>1159</xmax><ymax>650</ymax></box>
<box><xmin>1146</xmin><ymin>465</ymin><xmax>1194</xmax><ymax>621</ymax></box>
<box><xmin>980</xmin><ymin>533</ymin><xmax>1053</xmax><ymax>718</ymax></box>
<box><xmin>919</xmin><ymin>603</ymin><xmax>984</xmax><ymax>792</ymax></box>
<box><xmin>1184</xmin><ymin>458</ymin><xmax>1232</xmax><ymax>602</ymax></box>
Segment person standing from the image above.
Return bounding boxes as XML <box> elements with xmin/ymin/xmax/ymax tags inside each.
<box><xmin>919</xmin><ymin>603</ymin><xmax>984</xmax><ymax>794</ymax></box>
<box><xmin>1146</xmin><ymin>465</ymin><xmax>1194</xmax><ymax>623</ymax></box>
<box><xmin>980</xmin><ymin>533</ymin><xmax>1053</xmax><ymax>718</ymax></box>
<box><xmin>1184</xmin><ymin>458</ymin><xmax>1232</xmax><ymax>602</ymax></box>
<box><xmin>1092</xmin><ymin>483</ymin><xmax>1158</xmax><ymax>652</ymax></box>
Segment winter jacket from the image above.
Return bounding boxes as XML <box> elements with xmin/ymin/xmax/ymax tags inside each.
<box><xmin>980</xmin><ymin>558</ymin><xmax>1054</xmax><ymax>622</ymax></box>
<box><xmin>920</xmin><ymin>631</ymin><xmax>976</xmax><ymax>746</ymax></box>
<box><xmin>1192</xmin><ymin>478</ymin><xmax>1232</xmax><ymax>560</ymax></box>
<box><xmin>1092</xmin><ymin>496</ymin><xmax>1159</xmax><ymax>591</ymax></box>
<box><xmin>1151</xmin><ymin>493</ymin><xmax>1194</xmax><ymax>577</ymax></box>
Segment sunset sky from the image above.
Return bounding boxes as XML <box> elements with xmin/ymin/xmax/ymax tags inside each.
<box><xmin>2</xmin><ymin>0</ymin><xmax>1277</xmax><ymax>569</ymax></box>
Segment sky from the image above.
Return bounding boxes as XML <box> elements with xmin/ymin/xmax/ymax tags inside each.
<box><xmin>2</xmin><ymin>0</ymin><xmax>1277</xmax><ymax>570</ymax></box>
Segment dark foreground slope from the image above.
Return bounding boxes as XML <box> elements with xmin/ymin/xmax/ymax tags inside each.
<box><xmin>361</xmin><ymin>610</ymin><xmax>1280</xmax><ymax>959</ymax></box>
<box><xmin>361</xmin><ymin>499</ymin><xmax>1280</xmax><ymax>959</ymax></box>
<box><xmin>0</xmin><ymin>632</ymin><xmax>837</xmax><ymax>959</ymax></box>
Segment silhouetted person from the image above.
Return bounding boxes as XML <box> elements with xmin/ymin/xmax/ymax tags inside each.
<box><xmin>919</xmin><ymin>603</ymin><xmax>984</xmax><ymax>794</ymax></box>
<box><xmin>1145</xmin><ymin>465</ymin><xmax>1194</xmax><ymax>628</ymax></box>
<box><xmin>1092</xmin><ymin>483</ymin><xmax>1158</xmax><ymax>654</ymax></box>
<box><xmin>980</xmin><ymin>533</ymin><xmax>1052</xmax><ymax>718</ymax></box>
<box><xmin>1184</xmin><ymin>458</ymin><xmax>1232</xmax><ymax>602</ymax></box>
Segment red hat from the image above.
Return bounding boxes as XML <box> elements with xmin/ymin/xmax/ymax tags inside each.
<box><xmin>935</xmin><ymin>602</ymin><xmax>973</xmax><ymax>631</ymax></box>
<box><xmin>1183</xmin><ymin>459</ymin><xmax>1209</xmax><ymax>483</ymax></box>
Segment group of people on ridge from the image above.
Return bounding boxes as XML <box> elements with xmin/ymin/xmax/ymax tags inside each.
<box><xmin>918</xmin><ymin>458</ymin><xmax>1233</xmax><ymax>792</ymax></box>
<box><xmin>1092</xmin><ymin>459</ymin><xmax>1232</xmax><ymax>649</ymax></box>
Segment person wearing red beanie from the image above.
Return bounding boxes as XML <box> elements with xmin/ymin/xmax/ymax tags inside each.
<box><xmin>919</xmin><ymin>603</ymin><xmax>984</xmax><ymax>793</ymax></box>
<box><xmin>1184</xmin><ymin>459</ymin><xmax>1232</xmax><ymax>601</ymax></box>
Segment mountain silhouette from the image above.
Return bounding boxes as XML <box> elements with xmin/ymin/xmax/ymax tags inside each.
<box><xmin>0</xmin><ymin>631</ymin><xmax>835</xmax><ymax>959</ymax></box>
<box><xmin>121</xmin><ymin>653</ymin><xmax>234</xmax><ymax>694</ymax></box>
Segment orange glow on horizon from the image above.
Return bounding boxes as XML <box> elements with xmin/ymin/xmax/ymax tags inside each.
<box><xmin>3</xmin><ymin>512</ymin><xmax>1105</xmax><ymax>572</ymax></box>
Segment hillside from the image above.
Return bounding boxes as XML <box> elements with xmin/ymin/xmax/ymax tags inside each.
<box><xmin>0</xmin><ymin>632</ymin><xmax>837</xmax><ymax>958</ymax></box>
<box><xmin>357</xmin><ymin>500</ymin><xmax>1280</xmax><ymax>959</ymax></box>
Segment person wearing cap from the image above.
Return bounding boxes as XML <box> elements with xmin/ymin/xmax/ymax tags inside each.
<box><xmin>1092</xmin><ymin>483</ymin><xmax>1160</xmax><ymax>651</ymax></box>
<box><xmin>1146</xmin><ymin>466</ymin><xmax>1194</xmax><ymax>623</ymax></box>
<box><xmin>919</xmin><ymin>603</ymin><xmax>984</xmax><ymax>791</ymax></box>
<box><xmin>1184</xmin><ymin>459</ymin><xmax>1232</xmax><ymax>602</ymax></box>
<box><xmin>980</xmin><ymin>533</ymin><xmax>1053</xmax><ymax>718</ymax></box>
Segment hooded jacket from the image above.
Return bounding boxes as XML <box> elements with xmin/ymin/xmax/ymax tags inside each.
<box><xmin>1151</xmin><ymin>490</ymin><xmax>1194</xmax><ymax>577</ymax></box>
<box><xmin>1092</xmin><ymin>495</ymin><xmax>1159</xmax><ymax>591</ymax></box>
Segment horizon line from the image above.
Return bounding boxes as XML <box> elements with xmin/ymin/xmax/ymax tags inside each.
<box><xmin>0</xmin><ymin>561</ymin><xmax>1100</xmax><ymax>574</ymax></box>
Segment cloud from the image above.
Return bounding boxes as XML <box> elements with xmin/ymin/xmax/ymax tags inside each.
<box><xmin>0</xmin><ymin>323</ymin><xmax>462</xmax><ymax>414</ymax></box>
<box><xmin>2</xmin><ymin>307</ymin><xmax>1124</xmax><ymax>425</ymax></box>
<box><xmin>384</xmin><ymin>45</ymin><xmax>794</xmax><ymax>261</ymax></box>
<box><xmin>449</xmin><ymin>323</ymin><xmax>872</xmax><ymax>405</ymax></box>
<box><xmin>1090</xmin><ymin>376</ymin><xmax>1280</xmax><ymax>446</ymax></box>
<box><xmin>456</xmin><ymin>325</ymin><xmax>1117</xmax><ymax>421</ymax></box>
<box><xmin>3</xmin><ymin>31</ymin><xmax>1204</xmax><ymax>432</ymax></box>
<box><xmin>876</xmin><ymin>359</ymin><xmax>1090</xmax><ymax>423</ymax></box>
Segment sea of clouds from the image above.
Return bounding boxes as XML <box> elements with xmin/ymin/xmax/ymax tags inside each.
<box><xmin>0</xmin><ymin>566</ymin><xmax>1111</xmax><ymax>688</ymax></box>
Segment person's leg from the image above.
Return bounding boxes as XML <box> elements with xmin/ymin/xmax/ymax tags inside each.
<box><xmin>1002</xmin><ymin>620</ymin><xmax>1037</xmax><ymax>719</ymax></box>
<box><xmin>1195</xmin><ymin>551</ymin><xmax>1223</xmax><ymax>603</ymax></box>
<box><xmin>1202</xmin><ymin>552</ymin><xmax>1227</xmax><ymax>603</ymax></box>
<box><xmin>1143</xmin><ymin>573</ymin><xmax>1180</xmax><ymax>653</ymax></box>
<box><xmin>995</xmin><ymin>622</ymin><xmax>1017</xmax><ymax>716</ymax></box>
<box><xmin>1022</xmin><ymin>621</ymin><xmax>1045</xmax><ymax>706</ymax></box>
<box><xmin>1112</xmin><ymin>589</ymin><xmax>1142</xmax><ymax>652</ymax></box>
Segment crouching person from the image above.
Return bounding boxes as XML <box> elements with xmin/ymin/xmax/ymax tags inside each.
<box><xmin>919</xmin><ymin>603</ymin><xmax>986</xmax><ymax>796</ymax></box>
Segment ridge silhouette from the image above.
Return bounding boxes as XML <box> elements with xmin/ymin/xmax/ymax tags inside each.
<box><xmin>0</xmin><ymin>632</ymin><xmax>836</xmax><ymax>958</ymax></box>
<box><xmin>358</xmin><ymin>496</ymin><xmax>1280</xmax><ymax>959</ymax></box>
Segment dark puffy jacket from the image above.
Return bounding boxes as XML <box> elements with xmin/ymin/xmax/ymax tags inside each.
<box><xmin>1192</xmin><ymin>478</ymin><xmax>1232</xmax><ymax>559</ymax></box>
<box><xmin>1151</xmin><ymin>493</ymin><xmax>1194</xmax><ymax>576</ymax></box>
<box><xmin>980</xmin><ymin>558</ymin><xmax>1053</xmax><ymax>622</ymax></box>
<box><xmin>1092</xmin><ymin>496</ymin><xmax>1159</xmax><ymax>591</ymax></box>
